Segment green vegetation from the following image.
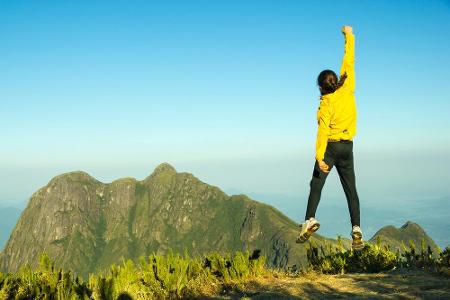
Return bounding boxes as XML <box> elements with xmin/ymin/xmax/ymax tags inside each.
<box><xmin>1</xmin><ymin>241</ymin><xmax>449</xmax><ymax>299</ymax></box>
<box><xmin>306</xmin><ymin>236</ymin><xmax>450</xmax><ymax>275</ymax></box>
<box><xmin>0</xmin><ymin>250</ymin><xmax>265</xmax><ymax>299</ymax></box>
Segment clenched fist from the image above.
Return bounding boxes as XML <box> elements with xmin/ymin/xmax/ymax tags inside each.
<box><xmin>342</xmin><ymin>25</ymin><xmax>353</xmax><ymax>34</ymax></box>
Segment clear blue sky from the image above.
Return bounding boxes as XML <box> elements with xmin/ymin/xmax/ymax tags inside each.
<box><xmin>1</xmin><ymin>0</ymin><xmax>450</xmax><ymax>208</ymax></box>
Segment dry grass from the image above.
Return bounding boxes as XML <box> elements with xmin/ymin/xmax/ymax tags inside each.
<box><xmin>203</xmin><ymin>269</ymin><xmax>450</xmax><ymax>299</ymax></box>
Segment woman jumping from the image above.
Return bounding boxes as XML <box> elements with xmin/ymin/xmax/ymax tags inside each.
<box><xmin>296</xmin><ymin>25</ymin><xmax>363</xmax><ymax>251</ymax></box>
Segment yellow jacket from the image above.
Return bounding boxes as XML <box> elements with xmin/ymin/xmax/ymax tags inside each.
<box><xmin>315</xmin><ymin>31</ymin><xmax>357</xmax><ymax>161</ymax></box>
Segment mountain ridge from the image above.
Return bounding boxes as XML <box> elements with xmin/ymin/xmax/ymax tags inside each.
<box><xmin>0</xmin><ymin>163</ymin><xmax>439</xmax><ymax>277</ymax></box>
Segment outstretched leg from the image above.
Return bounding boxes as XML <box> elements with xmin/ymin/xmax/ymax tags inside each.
<box><xmin>297</xmin><ymin>150</ymin><xmax>335</xmax><ymax>244</ymax></box>
<box><xmin>305</xmin><ymin>156</ymin><xmax>334</xmax><ymax>221</ymax></box>
<box><xmin>335</xmin><ymin>152</ymin><xmax>360</xmax><ymax>227</ymax></box>
<box><xmin>335</xmin><ymin>145</ymin><xmax>363</xmax><ymax>250</ymax></box>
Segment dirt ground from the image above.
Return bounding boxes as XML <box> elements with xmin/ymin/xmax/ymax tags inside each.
<box><xmin>207</xmin><ymin>269</ymin><xmax>450</xmax><ymax>299</ymax></box>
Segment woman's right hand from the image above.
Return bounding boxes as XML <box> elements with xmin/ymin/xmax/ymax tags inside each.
<box><xmin>318</xmin><ymin>160</ymin><xmax>330</xmax><ymax>173</ymax></box>
<box><xmin>342</xmin><ymin>25</ymin><xmax>353</xmax><ymax>35</ymax></box>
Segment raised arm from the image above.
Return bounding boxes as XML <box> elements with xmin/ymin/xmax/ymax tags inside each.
<box><xmin>339</xmin><ymin>26</ymin><xmax>355</xmax><ymax>92</ymax></box>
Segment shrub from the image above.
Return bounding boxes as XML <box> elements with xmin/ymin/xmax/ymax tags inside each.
<box><xmin>306</xmin><ymin>237</ymin><xmax>444</xmax><ymax>275</ymax></box>
<box><xmin>0</xmin><ymin>250</ymin><xmax>266</xmax><ymax>299</ymax></box>
<box><xmin>437</xmin><ymin>247</ymin><xmax>450</xmax><ymax>276</ymax></box>
<box><xmin>399</xmin><ymin>240</ymin><xmax>437</xmax><ymax>271</ymax></box>
<box><xmin>307</xmin><ymin>241</ymin><xmax>398</xmax><ymax>274</ymax></box>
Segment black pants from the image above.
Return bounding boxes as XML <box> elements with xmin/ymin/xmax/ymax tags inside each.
<box><xmin>305</xmin><ymin>140</ymin><xmax>360</xmax><ymax>227</ymax></box>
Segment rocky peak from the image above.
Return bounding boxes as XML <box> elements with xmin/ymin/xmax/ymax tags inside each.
<box><xmin>401</xmin><ymin>221</ymin><xmax>420</xmax><ymax>230</ymax></box>
<box><xmin>144</xmin><ymin>163</ymin><xmax>177</xmax><ymax>181</ymax></box>
<box><xmin>153</xmin><ymin>162</ymin><xmax>176</xmax><ymax>174</ymax></box>
<box><xmin>48</xmin><ymin>171</ymin><xmax>99</xmax><ymax>186</ymax></box>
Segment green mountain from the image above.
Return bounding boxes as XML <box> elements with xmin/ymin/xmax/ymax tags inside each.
<box><xmin>0</xmin><ymin>163</ymin><xmax>335</xmax><ymax>277</ymax></box>
<box><xmin>0</xmin><ymin>163</ymin><xmax>439</xmax><ymax>277</ymax></box>
<box><xmin>370</xmin><ymin>221</ymin><xmax>439</xmax><ymax>253</ymax></box>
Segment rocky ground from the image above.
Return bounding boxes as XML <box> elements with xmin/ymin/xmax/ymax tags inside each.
<box><xmin>208</xmin><ymin>270</ymin><xmax>450</xmax><ymax>299</ymax></box>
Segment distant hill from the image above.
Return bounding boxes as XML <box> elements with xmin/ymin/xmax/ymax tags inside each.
<box><xmin>0</xmin><ymin>163</ymin><xmax>439</xmax><ymax>277</ymax></box>
<box><xmin>370</xmin><ymin>221</ymin><xmax>439</xmax><ymax>253</ymax></box>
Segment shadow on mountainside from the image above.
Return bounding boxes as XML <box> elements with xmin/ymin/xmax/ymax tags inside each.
<box><xmin>195</xmin><ymin>269</ymin><xmax>450</xmax><ymax>299</ymax></box>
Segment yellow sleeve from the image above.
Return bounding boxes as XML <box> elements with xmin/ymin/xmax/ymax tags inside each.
<box><xmin>315</xmin><ymin>100</ymin><xmax>332</xmax><ymax>161</ymax></box>
<box><xmin>339</xmin><ymin>32</ymin><xmax>355</xmax><ymax>92</ymax></box>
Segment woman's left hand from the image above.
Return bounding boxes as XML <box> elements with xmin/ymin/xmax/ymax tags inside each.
<box><xmin>318</xmin><ymin>160</ymin><xmax>330</xmax><ymax>173</ymax></box>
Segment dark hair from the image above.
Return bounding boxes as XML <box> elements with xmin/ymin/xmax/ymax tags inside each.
<box><xmin>317</xmin><ymin>70</ymin><xmax>347</xmax><ymax>95</ymax></box>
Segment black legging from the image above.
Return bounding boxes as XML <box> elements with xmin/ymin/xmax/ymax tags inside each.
<box><xmin>305</xmin><ymin>140</ymin><xmax>360</xmax><ymax>227</ymax></box>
